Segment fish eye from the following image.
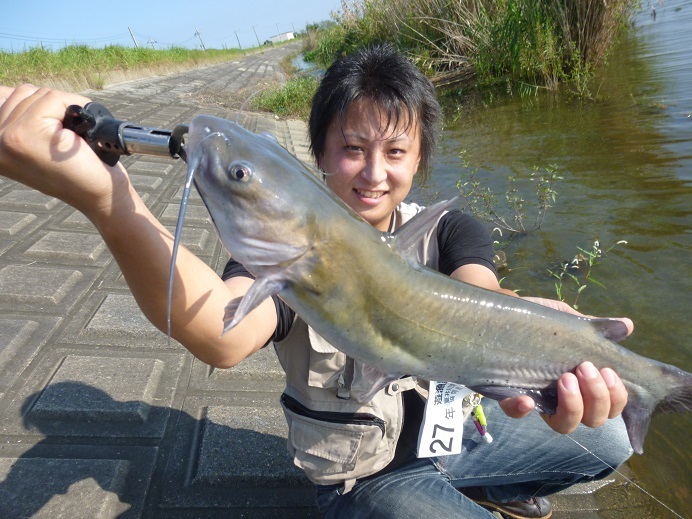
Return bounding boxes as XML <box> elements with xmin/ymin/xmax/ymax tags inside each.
<box><xmin>227</xmin><ymin>161</ymin><xmax>253</xmax><ymax>182</ymax></box>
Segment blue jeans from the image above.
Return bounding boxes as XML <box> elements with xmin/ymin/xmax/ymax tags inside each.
<box><xmin>315</xmin><ymin>400</ymin><xmax>633</xmax><ymax>518</ymax></box>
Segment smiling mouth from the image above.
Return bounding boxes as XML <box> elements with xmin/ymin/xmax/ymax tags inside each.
<box><xmin>355</xmin><ymin>189</ymin><xmax>386</xmax><ymax>199</ymax></box>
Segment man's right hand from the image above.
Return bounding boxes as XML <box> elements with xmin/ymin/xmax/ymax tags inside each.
<box><xmin>0</xmin><ymin>85</ymin><xmax>131</xmax><ymax>223</ymax></box>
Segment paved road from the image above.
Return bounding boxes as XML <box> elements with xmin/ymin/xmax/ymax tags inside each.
<box><xmin>0</xmin><ymin>41</ymin><xmax>652</xmax><ymax>518</ymax></box>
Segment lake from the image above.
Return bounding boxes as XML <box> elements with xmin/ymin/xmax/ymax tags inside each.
<box><xmin>410</xmin><ymin>1</ymin><xmax>691</xmax><ymax>515</ymax></box>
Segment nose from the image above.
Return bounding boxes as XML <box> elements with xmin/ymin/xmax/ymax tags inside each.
<box><xmin>360</xmin><ymin>151</ymin><xmax>387</xmax><ymax>185</ymax></box>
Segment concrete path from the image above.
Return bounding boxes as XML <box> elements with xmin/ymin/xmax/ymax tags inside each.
<box><xmin>0</xmin><ymin>41</ymin><xmax>655</xmax><ymax>518</ymax></box>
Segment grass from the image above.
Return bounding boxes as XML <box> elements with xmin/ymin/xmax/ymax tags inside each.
<box><xmin>250</xmin><ymin>75</ymin><xmax>320</xmax><ymax>119</ymax></box>
<box><xmin>182</xmin><ymin>43</ymin><xmax>317</xmax><ymax>119</ymax></box>
<box><xmin>0</xmin><ymin>44</ymin><xmax>246</xmax><ymax>90</ymax></box>
<box><xmin>189</xmin><ymin>73</ymin><xmax>319</xmax><ymax>120</ymax></box>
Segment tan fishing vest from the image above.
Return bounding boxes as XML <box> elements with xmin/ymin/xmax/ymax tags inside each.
<box><xmin>274</xmin><ymin>201</ymin><xmax>445</xmax><ymax>492</ymax></box>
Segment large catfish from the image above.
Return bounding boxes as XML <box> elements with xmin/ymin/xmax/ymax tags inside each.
<box><xmin>172</xmin><ymin>115</ymin><xmax>691</xmax><ymax>455</ymax></box>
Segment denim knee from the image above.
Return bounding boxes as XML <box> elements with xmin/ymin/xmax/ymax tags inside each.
<box><xmin>570</xmin><ymin>416</ymin><xmax>634</xmax><ymax>480</ymax></box>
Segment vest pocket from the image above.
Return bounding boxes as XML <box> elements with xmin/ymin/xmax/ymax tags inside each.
<box><xmin>307</xmin><ymin>326</ymin><xmax>346</xmax><ymax>388</ymax></box>
<box><xmin>281</xmin><ymin>393</ymin><xmax>388</xmax><ymax>480</ymax></box>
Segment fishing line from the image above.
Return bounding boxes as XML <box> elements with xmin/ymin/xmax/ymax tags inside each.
<box><xmin>563</xmin><ymin>434</ymin><xmax>683</xmax><ymax>518</ymax></box>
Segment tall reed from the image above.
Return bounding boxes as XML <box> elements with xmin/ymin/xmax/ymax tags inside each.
<box><xmin>309</xmin><ymin>0</ymin><xmax>636</xmax><ymax>92</ymax></box>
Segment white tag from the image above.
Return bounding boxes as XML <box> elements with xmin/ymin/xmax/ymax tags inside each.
<box><xmin>416</xmin><ymin>380</ymin><xmax>472</xmax><ymax>458</ymax></box>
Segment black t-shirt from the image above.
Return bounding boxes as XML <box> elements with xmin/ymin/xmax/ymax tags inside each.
<box><xmin>221</xmin><ymin>208</ymin><xmax>497</xmax><ymax>343</ymax></box>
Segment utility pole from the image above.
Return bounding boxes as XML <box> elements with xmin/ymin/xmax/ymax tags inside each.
<box><xmin>252</xmin><ymin>26</ymin><xmax>261</xmax><ymax>46</ymax></box>
<box><xmin>234</xmin><ymin>31</ymin><xmax>242</xmax><ymax>50</ymax></box>
<box><xmin>194</xmin><ymin>27</ymin><xmax>206</xmax><ymax>50</ymax></box>
<box><xmin>148</xmin><ymin>36</ymin><xmax>156</xmax><ymax>49</ymax></box>
<box><xmin>128</xmin><ymin>27</ymin><xmax>139</xmax><ymax>48</ymax></box>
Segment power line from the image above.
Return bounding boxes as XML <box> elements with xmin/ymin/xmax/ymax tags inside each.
<box><xmin>0</xmin><ymin>30</ymin><xmax>130</xmax><ymax>44</ymax></box>
<box><xmin>130</xmin><ymin>30</ymin><xmax>196</xmax><ymax>48</ymax></box>
<box><xmin>0</xmin><ymin>19</ymin><xmax>310</xmax><ymax>52</ymax></box>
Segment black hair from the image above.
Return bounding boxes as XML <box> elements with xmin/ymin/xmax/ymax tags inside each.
<box><xmin>309</xmin><ymin>44</ymin><xmax>441</xmax><ymax>182</ymax></box>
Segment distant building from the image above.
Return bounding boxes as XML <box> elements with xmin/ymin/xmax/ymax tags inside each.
<box><xmin>266</xmin><ymin>32</ymin><xmax>295</xmax><ymax>44</ymax></box>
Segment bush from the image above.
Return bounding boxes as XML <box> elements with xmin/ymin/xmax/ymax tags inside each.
<box><xmin>306</xmin><ymin>0</ymin><xmax>637</xmax><ymax>92</ymax></box>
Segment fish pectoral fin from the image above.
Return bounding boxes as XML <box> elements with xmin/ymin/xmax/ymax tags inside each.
<box><xmin>390</xmin><ymin>198</ymin><xmax>457</xmax><ymax>261</ymax></box>
<box><xmin>587</xmin><ymin>318</ymin><xmax>629</xmax><ymax>342</ymax></box>
<box><xmin>222</xmin><ymin>275</ymin><xmax>288</xmax><ymax>335</ymax></box>
<box><xmin>468</xmin><ymin>385</ymin><xmax>559</xmax><ymax>415</ymax></box>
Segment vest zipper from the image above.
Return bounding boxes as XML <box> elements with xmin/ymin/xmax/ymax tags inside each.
<box><xmin>281</xmin><ymin>393</ymin><xmax>386</xmax><ymax>437</ymax></box>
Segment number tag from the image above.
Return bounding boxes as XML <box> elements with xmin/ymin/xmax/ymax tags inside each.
<box><xmin>416</xmin><ymin>380</ymin><xmax>472</xmax><ymax>458</ymax></box>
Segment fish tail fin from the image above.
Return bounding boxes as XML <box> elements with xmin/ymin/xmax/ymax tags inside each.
<box><xmin>622</xmin><ymin>363</ymin><xmax>692</xmax><ymax>455</ymax></box>
<box><xmin>657</xmin><ymin>369</ymin><xmax>692</xmax><ymax>413</ymax></box>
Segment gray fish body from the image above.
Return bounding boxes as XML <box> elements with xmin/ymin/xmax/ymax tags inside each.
<box><xmin>181</xmin><ymin>115</ymin><xmax>691</xmax><ymax>454</ymax></box>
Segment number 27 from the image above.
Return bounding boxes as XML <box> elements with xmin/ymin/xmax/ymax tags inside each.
<box><xmin>429</xmin><ymin>424</ymin><xmax>455</xmax><ymax>453</ymax></box>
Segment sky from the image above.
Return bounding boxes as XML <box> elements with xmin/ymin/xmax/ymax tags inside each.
<box><xmin>0</xmin><ymin>0</ymin><xmax>343</xmax><ymax>52</ymax></box>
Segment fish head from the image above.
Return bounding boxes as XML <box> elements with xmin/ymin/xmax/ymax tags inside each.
<box><xmin>186</xmin><ymin>115</ymin><xmax>320</xmax><ymax>272</ymax></box>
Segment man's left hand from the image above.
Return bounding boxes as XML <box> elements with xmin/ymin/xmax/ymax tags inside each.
<box><xmin>499</xmin><ymin>297</ymin><xmax>631</xmax><ymax>433</ymax></box>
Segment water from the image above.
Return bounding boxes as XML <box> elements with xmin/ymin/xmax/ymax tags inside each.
<box><xmin>411</xmin><ymin>1</ymin><xmax>691</xmax><ymax>514</ymax></box>
<box><xmin>292</xmin><ymin>53</ymin><xmax>324</xmax><ymax>77</ymax></box>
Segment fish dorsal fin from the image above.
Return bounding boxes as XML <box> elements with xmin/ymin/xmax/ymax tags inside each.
<box><xmin>307</xmin><ymin>326</ymin><xmax>403</xmax><ymax>404</ymax></box>
<box><xmin>587</xmin><ymin>318</ymin><xmax>629</xmax><ymax>342</ymax></box>
<box><xmin>390</xmin><ymin>198</ymin><xmax>457</xmax><ymax>260</ymax></box>
<box><xmin>355</xmin><ymin>367</ymin><xmax>402</xmax><ymax>403</ymax></box>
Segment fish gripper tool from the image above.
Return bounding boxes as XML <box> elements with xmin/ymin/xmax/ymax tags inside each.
<box><xmin>64</xmin><ymin>103</ymin><xmax>189</xmax><ymax>165</ymax></box>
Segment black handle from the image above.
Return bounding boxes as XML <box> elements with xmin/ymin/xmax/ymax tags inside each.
<box><xmin>64</xmin><ymin>103</ymin><xmax>188</xmax><ymax>165</ymax></box>
<box><xmin>64</xmin><ymin>103</ymin><xmax>125</xmax><ymax>166</ymax></box>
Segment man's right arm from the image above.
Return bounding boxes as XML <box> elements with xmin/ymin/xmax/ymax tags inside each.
<box><xmin>0</xmin><ymin>85</ymin><xmax>276</xmax><ymax>367</ymax></box>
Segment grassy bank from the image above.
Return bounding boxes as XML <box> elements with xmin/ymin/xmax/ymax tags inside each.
<box><xmin>307</xmin><ymin>0</ymin><xmax>639</xmax><ymax>94</ymax></box>
<box><xmin>252</xmin><ymin>0</ymin><xmax>641</xmax><ymax>121</ymax></box>
<box><xmin>252</xmin><ymin>75</ymin><xmax>320</xmax><ymax>119</ymax></box>
<box><xmin>0</xmin><ymin>44</ymin><xmax>246</xmax><ymax>91</ymax></box>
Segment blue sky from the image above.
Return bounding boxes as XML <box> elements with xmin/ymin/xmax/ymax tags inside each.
<box><xmin>0</xmin><ymin>0</ymin><xmax>342</xmax><ymax>52</ymax></box>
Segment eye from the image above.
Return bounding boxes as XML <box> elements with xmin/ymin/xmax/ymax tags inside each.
<box><xmin>227</xmin><ymin>161</ymin><xmax>253</xmax><ymax>182</ymax></box>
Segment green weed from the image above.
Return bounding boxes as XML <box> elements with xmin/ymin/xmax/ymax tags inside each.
<box><xmin>457</xmin><ymin>152</ymin><xmax>562</xmax><ymax>236</ymax></box>
<box><xmin>547</xmin><ymin>239</ymin><xmax>628</xmax><ymax>309</ymax></box>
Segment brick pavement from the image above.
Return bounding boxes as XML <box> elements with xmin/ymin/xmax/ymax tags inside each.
<box><xmin>0</xmin><ymin>41</ymin><xmax>654</xmax><ymax>518</ymax></box>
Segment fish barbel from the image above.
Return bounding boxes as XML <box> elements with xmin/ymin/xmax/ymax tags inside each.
<box><xmin>172</xmin><ymin>115</ymin><xmax>691</xmax><ymax>455</ymax></box>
